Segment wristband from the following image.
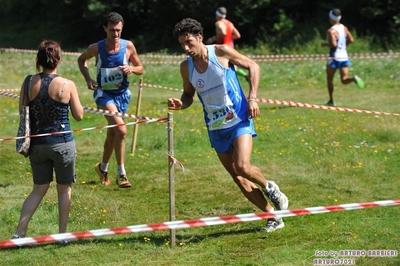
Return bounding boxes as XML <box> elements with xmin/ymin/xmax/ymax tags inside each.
<box><xmin>247</xmin><ymin>99</ymin><xmax>257</xmax><ymax>102</ymax></box>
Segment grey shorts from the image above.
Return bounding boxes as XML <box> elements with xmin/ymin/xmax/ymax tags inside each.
<box><xmin>29</xmin><ymin>141</ymin><xmax>77</xmax><ymax>185</ymax></box>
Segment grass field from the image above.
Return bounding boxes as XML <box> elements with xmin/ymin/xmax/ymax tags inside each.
<box><xmin>0</xmin><ymin>49</ymin><xmax>399</xmax><ymax>266</ymax></box>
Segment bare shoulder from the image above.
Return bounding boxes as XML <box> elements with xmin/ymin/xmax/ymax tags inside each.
<box><xmin>126</xmin><ymin>40</ymin><xmax>136</xmax><ymax>49</ymax></box>
<box><xmin>213</xmin><ymin>45</ymin><xmax>239</xmax><ymax>67</ymax></box>
<box><xmin>214</xmin><ymin>44</ymin><xmax>235</xmax><ymax>56</ymax></box>
<box><xmin>66</xmin><ymin>78</ymin><xmax>76</xmax><ymax>87</ymax></box>
<box><xmin>214</xmin><ymin>44</ymin><xmax>229</xmax><ymax>52</ymax></box>
<box><xmin>180</xmin><ymin>58</ymin><xmax>188</xmax><ymax>66</ymax></box>
<box><xmin>327</xmin><ymin>27</ymin><xmax>335</xmax><ymax>33</ymax></box>
<box><xmin>327</xmin><ymin>27</ymin><xmax>338</xmax><ymax>37</ymax></box>
<box><xmin>53</xmin><ymin>76</ymin><xmax>76</xmax><ymax>87</ymax></box>
<box><xmin>126</xmin><ymin>40</ymin><xmax>139</xmax><ymax>56</ymax></box>
<box><xmin>180</xmin><ymin>59</ymin><xmax>189</xmax><ymax>70</ymax></box>
<box><xmin>65</xmin><ymin>79</ymin><xmax>77</xmax><ymax>93</ymax></box>
<box><xmin>80</xmin><ymin>43</ymin><xmax>98</xmax><ymax>58</ymax></box>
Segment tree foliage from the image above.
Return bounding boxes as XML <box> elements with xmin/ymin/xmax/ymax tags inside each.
<box><xmin>0</xmin><ymin>0</ymin><xmax>399</xmax><ymax>52</ymax></box>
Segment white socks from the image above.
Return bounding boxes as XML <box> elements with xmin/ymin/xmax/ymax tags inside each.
<box><xmin>100</xmin><ymin>162</ymin><xmax>126</xmax><ymax>176</ymax></box>
<box><xmin>117</xmin><ymin>164</ymin><xmax>126</xmax><ymax>176</ymax></box>
<box><xmin>100</xmin><ymin>162</ymin><xmax>109</xmax><ymax>172</ymax></box>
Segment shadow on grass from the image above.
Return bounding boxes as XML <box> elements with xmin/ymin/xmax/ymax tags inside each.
<box><xmin>317</xmin><ymin>183</ymin><xmax>356</xmax><ymax>195</ymax></box>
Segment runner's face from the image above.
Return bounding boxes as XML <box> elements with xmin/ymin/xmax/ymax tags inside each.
<box><xmin>178</xmin><ymin>34</ymin><xmax>203</xmax><ymax>57</ymax></box>
<box><xmin>104</xmin><ymin>22</ymin><xmax>123</xmax><ymax>43</ymax></box>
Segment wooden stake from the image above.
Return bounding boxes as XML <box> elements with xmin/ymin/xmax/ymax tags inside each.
<box><xmin>167</xmin><ymin>112</ymin><xmax>176</xmax><ymax>247</ymax></box>
<box><xmin>130</xmin><ymin>78</ymin><xmax>143</xmax><ymax>154</ymax></box>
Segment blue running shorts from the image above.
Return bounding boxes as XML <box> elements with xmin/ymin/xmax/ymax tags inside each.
<box><xmin>328</xmin><ymin>59</ymin><xmax>351</xmax><ymax>69</ymax></box>
<box><xmin>208</xmin><ymin>119</ymin><xmax>257</xmax><ymax>153</ymax></box>
<box><xmin>93</xmin><ymin>89</ymin><xmax>131</xmax><ymax>113</ymax></box>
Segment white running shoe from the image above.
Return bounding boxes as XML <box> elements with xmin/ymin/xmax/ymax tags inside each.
<box><xmin>265</xmin><ymin>181</ymin><xmax>289</xmax><ymax>210</ymax></box>
<box><xmin>260</xmin><ymin>218</ymin><xmax>285</xmax><ymax>232</ymax></box>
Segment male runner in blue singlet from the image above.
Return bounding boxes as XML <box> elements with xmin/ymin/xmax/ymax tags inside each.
<box><xmin>78</xmin><ymin>12</ymin><xmax>144</xmax><ymax>188</ymax></box>
<box><xmin>168</xmin><ymin>18</ymin><xmax>289</xmax><ymax>232</ymax></box>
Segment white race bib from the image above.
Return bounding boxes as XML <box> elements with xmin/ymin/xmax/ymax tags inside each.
<box><xmin>208</xmin><ymin>105</ymin><xmax>238</xmax><ymax>129</ymax></box>
<box><xmin>99</xmin><ymin>67</ymin><xmax>123</xmax><ymax>90</ymax></box>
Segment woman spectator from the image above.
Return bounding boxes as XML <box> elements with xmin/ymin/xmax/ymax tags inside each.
<box><xmin>13</xmin><ymin>40</ymin><xmax>83</xmax><ymax>243</ymax></box>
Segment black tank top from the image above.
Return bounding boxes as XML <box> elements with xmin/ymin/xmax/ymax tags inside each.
<box><xmin>30</xmin><ymin>73</ymin><xmax>74</xmax><ymax>145</ymax></box>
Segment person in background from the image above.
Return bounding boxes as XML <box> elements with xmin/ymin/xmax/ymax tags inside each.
<box><xmin>78</xmin><ymin>12</ymin><xmax>144</xmax><ymax>188</ymax></box>
<box><xmin>169</xmin><ymin>18</ymin><xmax>289</xmax><ymax>232</ymax></box>
<box><xmin>13</xmin><ymin>40</ymin><xmax>83</xmax><ymax>243</ymax></box>
<box><xmin>206</xmin><ymin>7</ymin><xmax>241</xmax><ymax>48</ymax></box>
<box><xmin>321</xmin><ymin>8</ymin><xmax>364</xmax><ymax>106</ymax></box>
<box><xmin>206</xmin><ymin>7</ymin><xmax>249</xmax><ymax>80</ymax></box>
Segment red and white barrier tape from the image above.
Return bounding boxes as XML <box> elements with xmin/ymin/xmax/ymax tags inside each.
<box><xmin>168</xmin><ymin>153</ymin><xmax>185</xmax><ymax>171</ymax></box>
<box><xmin>0</xmin><ymin>88</ymin><xmax>20</xmax><ymax>93</ymax></box>
<box><xmin>0</xmin><ymin>118</ymin><xmax>167</xmax><ymax>142</ymax></box>
<box><xmin>0</xmin><ymin>199</ymin><xmax>398</xmax><ymax>248</ymax></box>
<box><xmin>141</xmin><ymin>61</ymin><xmax>181</xmax><ymax>65</ymax></box>
<box><xmin>0</xmin><ymin>83</ymin><xmax>181</xmax><ymax>94</ymax></box>
<box><xmin>138</xmin><ymin>84</ymin><xmax>400</xmax><ymax>117</ymax></box>
<box><xmin>0</xmin><ymin>91</ymin><xmax>165</xmax><ymax>121</ymax></box>
<box><xmin>83</xmin><ymin>107</ymin><xmax>164</xmax><ymax>121</ymax></box>
<box><xmin>0</xmin><ymin>58</ymin><xmax>183</xmax><ymax>65</ymax></box>
<box><xmin>1</xmin><ymin>47</ymin><xmax>399</xmax><ymax>62</ymax></box>
<box><xmin>249</xmin><ymin>52</ymin><xmax>400</xmax><ymax>61</ymax></box>
<box><xmin>2</xmin><ymin>86</ymin><xmax>399</xmax><ymax>118</ymax></box>
<box><xmin>0</xmin><ymin>48</ymin><xmax>81</xmax><ymax>56</ymax></box>
<box><xmin>142</xmin><ymin>83</ymin><xmax>183</xmax><ymax>92</ymax></box>
<box><xmin>255</xmin><ymin>98</ymin><xmax>400</xmax><ymax>117</ymax></box>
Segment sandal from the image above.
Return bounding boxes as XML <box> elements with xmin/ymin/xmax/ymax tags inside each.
<box><xmin>11</xmin><ymin>234</ymin><xmax>36</xmax><ymax>247</ymax></box>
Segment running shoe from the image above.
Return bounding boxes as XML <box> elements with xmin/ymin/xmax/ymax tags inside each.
<box><xmin>260</xmin><ymin>218</ymin><xmax>285</xmax><ymax>232</ymax></box>
<box><xmin>95</xmin><ymin>162</ymin><xmax>110</xmax><ymax>186</ymax></box>
<box><xmin>325</xmin><ymin>100</ymin><xmax>336</xmax><ymax>107</ymax></box>
<box><xmin>354</xmin><ymin>75</ymin><xmax>365</xmax><ymax>89</ymax></box>
<box><xmin>116</xmin><ymin>175</ymin><xmax>132</xmax><ymax>188</ymax></box>
<box><xmin>265</xmin><ymin>181</ymin><xmax>289</xmax><ymax>210</ymax></box>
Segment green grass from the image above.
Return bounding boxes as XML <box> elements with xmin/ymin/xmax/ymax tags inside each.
<box><xmin>0</xmin><ymin>50</ymin><xmax>399</xmax><ymax>266</ymax></box>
